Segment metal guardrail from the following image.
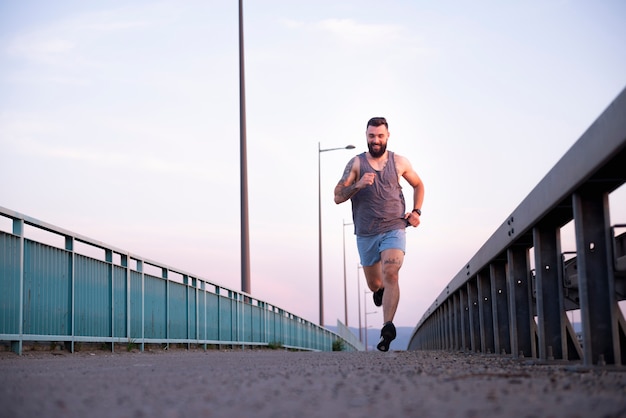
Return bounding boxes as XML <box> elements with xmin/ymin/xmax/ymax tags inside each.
<box><xmin>408</xmin><ymin>87</ymin><xmax>626</xmax><ymax>366</ymax></box>
<box><xmin>0</xmin><ymin>207</ymin><xmax>359</xmax><ymax>354</ymax></box>
<box><xmin>333</xmin><ymin>320</ymin><xmax>365</xmax><ymax>351</ymax></box>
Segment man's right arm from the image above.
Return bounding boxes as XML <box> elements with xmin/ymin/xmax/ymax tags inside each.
<box><xmin>334</xmin><ymin>157</ymin><xmax>359</xmax><ymax>204</ymax></box>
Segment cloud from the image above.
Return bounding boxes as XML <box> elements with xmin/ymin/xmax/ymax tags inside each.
<box><xmin>4</xmin><ymin>5</ymin><xmax>155</xmax><ymax>64</ymax></box>
<box><xmin>7</xmin><ymin>37</ymin><xmax>75</xmax><ymax>59</ymax></box>
<box><xmin>8</xmin><ymin>136</ymin><xmax>128</xmax><ymax>166</ymax></box>
<box><xmin>316</xmin><ymin>18</ymin><xmax>405</xmax><ymax>45</ymax></box>
<box><xmin>280</xmin><ymin>17</ymin><xmax>406</xmax><ymax>45</ymax></box>
<box><xmin>280</xmin><ymin>17</ymin><xmax>429</xmax><ymax>58</ymax></box>
<box><xmin>2</xmin><ymin>132</ymin><xmax>210</xmax><ymax>179</ymax></box>
<box><xmin>83</xmin><ymin>20</ymin><xmax>151</xmax><ymax>32</ymax></box>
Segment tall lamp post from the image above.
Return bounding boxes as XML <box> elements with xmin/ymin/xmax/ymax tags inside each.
<box><xmin>364</xmin><ymin>290</ymin><xmax>377</xmax><ymax>352</ymax></box>
<box><xmin>342</xmin><ymin>220</ymin><xmax>353</xmax><ymax>327</ymax></box>
<box><xmin>318</xmin><ymin>142</ymin><xmax>355</xmax><ymax>326</ymax></box>
<box><xmin>238</xmin><ymin>0</ymin><xmax>250</xmax><ymax>295</ymax></box>
<box><xmin>357</xmin><ymin>264</ymin><xmax>363</xmax><ymax>343</ymax></box>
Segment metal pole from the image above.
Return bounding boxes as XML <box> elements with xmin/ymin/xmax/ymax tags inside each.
<box><xmin>364</xmin><ymin>290</ymin><xmax>376</xmax><ymax>352</ymax></box>
<box><xmin>239</xmin><ymin>0</ymin><xmax>250</xmax><ymax>295</ymax></box>
<box><xmin>342</xmin><ymin>220</ymin><xmax>349</xmax><ymax>326</ymax></box>
<box><xmin>357</xmin><ymin>264</ymin><xmax>362</xmax><ymax>343</ymax></box>
<box><xmin>318</xmin><ymin>144</ymin><xmax>355</xmax><ymax>327</ymax></box>
<box><xmin>364</xmin><ymin>290</ymin><xmax>368</xmax><ymax>351</ymax></box>
<box><xmin>318</xmin><ymin>142</ymin><xmax>324</xmax><ymax>326</ymax></box>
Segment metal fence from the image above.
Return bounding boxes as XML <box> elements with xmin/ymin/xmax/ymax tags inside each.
<box><xmin>333</xmin><ymin>319</ymin><xmax>365</xmax><ymax>351</ymax></box>
<box><xmin>408</xmin><ymin>87</ymin><xmax>626</xmax><ymax>366</ymax></box>
<box><xmin>0</xmin><ymin>207</ymin><xmax>359</xmax><ymax>354</ymax></box>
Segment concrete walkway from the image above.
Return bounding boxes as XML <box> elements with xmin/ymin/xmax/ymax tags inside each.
<box><xmin>1</xmin><ymin>347</ymin><xmax>625</xmax><ymax>417</ymax></box>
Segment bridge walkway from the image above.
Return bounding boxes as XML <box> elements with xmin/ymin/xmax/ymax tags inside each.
<box><xmin>1</xmin><ymin>348</ymin><xmax>624</xmax><ymax>417</ymax></box>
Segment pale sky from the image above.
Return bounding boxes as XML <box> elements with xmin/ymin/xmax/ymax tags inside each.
<box><xmin>1</xmin><ymin>0</ymin><xmax>625</xmax><ymax>329</ymax></box>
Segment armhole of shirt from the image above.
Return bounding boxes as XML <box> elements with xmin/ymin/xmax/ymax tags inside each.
<box><xmin>358</xmin><ymin>152</ymin><xmax>367</xmax><ymax>177</ymax></box>
<box><xmin>390</xmin><ymin>152</ymin><xmax>400</xmax><ymax>183</ymax></box>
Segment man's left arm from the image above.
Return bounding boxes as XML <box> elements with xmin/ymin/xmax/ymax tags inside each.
<box><xmin>398</xmin><ymin>155</ymin><xmax>424</xmax><ymax>226</ymax></box>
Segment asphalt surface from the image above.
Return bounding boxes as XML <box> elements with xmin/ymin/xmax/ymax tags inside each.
<box><xmin>1</xmin><ymin>347</ymin><xmax>625</xmax><ymax>418</ymax></box>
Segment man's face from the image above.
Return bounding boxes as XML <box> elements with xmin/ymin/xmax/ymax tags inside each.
<box><xmin>366</xmin><ymin>125</ymin><xmax>389</xmax><ymax>158</ymax></box>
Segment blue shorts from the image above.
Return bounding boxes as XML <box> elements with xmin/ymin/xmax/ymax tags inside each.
<box><xmin>356</xmin><ymin>229</ymin><xmax>406</xmax><ymax>267</ymax></box>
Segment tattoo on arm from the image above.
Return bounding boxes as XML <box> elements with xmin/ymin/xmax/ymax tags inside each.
<box><xmin>339</xmin><ymin>159</ymin><xmax>354</xmax><ymax>183</ymax></box>
<box><xmin>336</xmin><ymin>159</ymin><xmax>359</xmax><ymax>201</ymax></box>
<box><xmin>337</xmin><ymin>183</ymin><xmax>359</xmax><ymax>201</ymax></box>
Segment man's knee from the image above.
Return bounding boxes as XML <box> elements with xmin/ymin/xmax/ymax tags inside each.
<box><xmin>363</xmin><ymin>263</ymin><xmax>383</xmax><ymax>288</ymax></box>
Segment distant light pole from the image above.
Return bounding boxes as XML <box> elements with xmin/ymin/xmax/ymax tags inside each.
<box><xmin>357</xmin><ymin>264</ymin><xmax>363</xmax><ymax>343</ymax></box>
<box><xmin>238</xmin><ymin>0</ymin><xmax>250</xmax><ymax>295</ymax></box>
<box><xmin>318</xmin><ymin>142</ymin><xmax>355</xmax><ymax>326</ymax></box>
<box><xmin>342</xmin><ymin>220</ymin><xmax>353</xmax><ymax>327</ymax></box>
<box><xmin>364</xmin><ymin>290</ymin><xmax>377</xmax><ymax>352</ymax></box>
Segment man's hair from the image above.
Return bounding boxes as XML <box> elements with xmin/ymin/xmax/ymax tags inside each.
<box><xmin>367</xmin><ymin>117</ymin><xmax>388</xmax><ymax>130</ymax></box>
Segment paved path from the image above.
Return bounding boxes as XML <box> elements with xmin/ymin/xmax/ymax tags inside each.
<box><xmin>1</xmin><ymin>347</ymin><xmax>625</xmax><ymax>417</ymax></box>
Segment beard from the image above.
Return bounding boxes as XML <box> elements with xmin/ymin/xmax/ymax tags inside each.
<box><xmin>368</xmin><ymin>142</ymin><xmax>387</xmax><ymax>158</ymax></box>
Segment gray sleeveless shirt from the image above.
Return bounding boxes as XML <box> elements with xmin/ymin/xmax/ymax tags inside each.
<box><xmin>351</xmin><ymin>151</ymin><xmax>407</xmax><ymax>236</ymax></box>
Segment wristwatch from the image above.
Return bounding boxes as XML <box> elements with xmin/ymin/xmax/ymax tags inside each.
<box><xmin>412</xmin><ymin>208</ymin><xmax>421</xmax><ymax>216</ymax></box>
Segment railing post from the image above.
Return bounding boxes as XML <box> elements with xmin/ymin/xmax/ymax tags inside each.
<box><xmin>451</xmin><ymin>292</ymin><xmax>459</xmax><ymax>350</ymax></box>
<box><xmin>123</xmin><ymin>254</ymin><xmax>130</xmax><ymax>350</ymax></box>
<box><xmin>436</xmin><ymin>304</ymin><xmax>443</xmax><ymax>349</ymax></box>
<box><xmin>106</xmin><ymin>249</ymin><xmax>114</xmax><ymax>352</ymax></box>
<box><xmin>445</xmin><ymin>298</ymin><xmax>453</xmax><ymax>350</ymax></box>
<box><xmin>507</xmin><ymin>246</ymin><xmax>535</xmax><ymax>358</ymax></box>
<box><xmin>164</xmin><ymin>268</ymin><xmax>169</xmax><ymax>349</ymax></box>
<box><xmin>139</xmin><ymin>260</ymin><xmax>145</xmax><ymax>352</ymax></box>
<box><xmin>477</xmin><ymin>271</ymin><xmax>495</xmax><ymax>353</ymax></box>
<box><xmin>533</xmin><ymin>223</ymin><xmax>566</xmax><ymax>360</ymax></box>
<box><xmin>490</xmin><ymin>261</ymin><xmax>510</xmax><ymax>355</ymax></box>
<box><xmin>573</xmin><ymin>190</ymin><xmax>620</xmax><ymax>365</ymax></box>
<box><xmin>183</xmin><ymin>274</ymin><xmax>189</xmax><ymax>348</ymax></box>
<box><xmin>13</xmin><ymin>218</ymin><xmax>24</xmax><ymax>355</ymax></box>
<box><xmin>467</xmin><ymin>279</ymin><xmax>480</xmax><ymax>352</ymax></box>
<box><xmin>459</xmin><ymin>286</ymin><xmax>469</xmax><ymax>351</ymax></box>
<box><xmin>66</xmin><ymin>236</ymin><xmax>75</xmax><ymax>353</ymax></box>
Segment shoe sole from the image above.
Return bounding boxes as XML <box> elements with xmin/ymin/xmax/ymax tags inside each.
<box><xmin>376</xmin><ymin>323</ymin><xmax>396</xmax><ymax>352</ymax></box>
<box><xmin>377</xmin><ymin>336</ymin><xmax>392</xmax><ymax>352</ymax></box>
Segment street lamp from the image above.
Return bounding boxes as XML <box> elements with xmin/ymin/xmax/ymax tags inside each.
<box><xmin>342</xmin><ymin>220</ymin><xmax>353</xmax><ymax>327</ymax></box>
<box><xmin>364</xmin><ymin>290</ymin><xmax>377</xmax><ymax>352</ymax></box>
<box><xmin>318</xmin><ymin>142</ymin><xmax>355</xmax><ymax>326</ymax></box>
<box><xmin>357</xmin><ymin>264</ymin><xmax>363</xmax><ymax>343</ymax></box>
<box><xmin>238</xmin><ymin>0</ymin><xmax>251</xmax><ymax>295</ymax></box>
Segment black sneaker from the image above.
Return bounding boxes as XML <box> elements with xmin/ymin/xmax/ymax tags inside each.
<box><xmin>376</xmin><ymin>322</ymin><xmax>396</xmax><ymax>352</ymax></box>
<box><xmin>373</xmin><ymin>288</ymin><xmax>384</xmax><ymax>307</ymax></box>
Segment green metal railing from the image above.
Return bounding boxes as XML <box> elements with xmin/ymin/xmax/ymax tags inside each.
<box><xmin>0</xmin><ymin>206</ymin><xmax>358</xmax><ymax>354</ymax></box>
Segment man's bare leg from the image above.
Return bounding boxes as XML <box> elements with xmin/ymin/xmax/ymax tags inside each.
<box><xmin>365</xmin><ymin>249</ymin><xmax>403</xmax><ymax>351</ymax></box>
<box><xmin>380</xmin><ymin>248</ymin><xmax>403</xmax><ymax>323</ymax></box>
<box><xmin>363</xmin><ymin>248</ymin><xmax>404</xmax><ymax>322</ymax></box>
<box><xmin>363</xmin><ymin>263</ymin><xmax>383</xmax><ymax>294</ymax></box>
